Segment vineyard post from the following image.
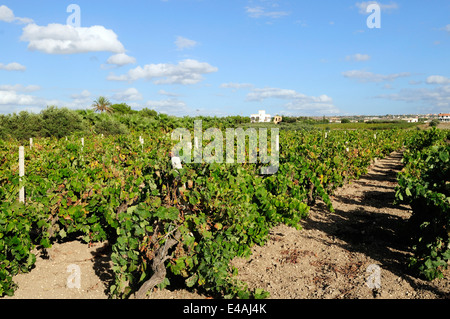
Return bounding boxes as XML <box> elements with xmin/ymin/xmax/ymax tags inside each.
<box><xmin>139</xmin><ymin>136</ymin><xmax>144</xmax><ymax>151</ymax></box>
<box><xmin>171</xmin><ymin>156</ymin><xmax>183</xmax><ymax>169</ymax></box>
<box><xmin>19</xmin><ymin>146</ymin><xmax>25</xmax><ymax>203</ymax></box>
<box><xmin>81</xmin><ymin>138</ymin><xmax>85</xmax><ymax>161</ymax></box>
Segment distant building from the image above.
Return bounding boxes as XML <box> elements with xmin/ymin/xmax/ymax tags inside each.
<box><xmin>329</xmin><ymin>117</ymin><xmax>341</xmax><ymax>123</ymax></box>
<box><xmin>402</xmin><ymin>117</ymin><xmax>419</xmax><ymax>123</ymax></box>
<box><xmin>438</xmin><ymin>113</ymin><xmax>450</xmax><ymax>122</ymax></box>
<box><xmin>250</xmin><ymin>110</ymin><xmax>272</xmax><ymax>123</ymax></box>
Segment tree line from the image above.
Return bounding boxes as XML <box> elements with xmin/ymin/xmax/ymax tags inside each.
<box><xmin>1</xmin><ymin>96</ymin><xmax>340</xmax><ymax>141</ymax></box>
<box><xmin>0</xmin><ymin>97</ymin><xmax>251</xmax><ymax>141</ymax></box>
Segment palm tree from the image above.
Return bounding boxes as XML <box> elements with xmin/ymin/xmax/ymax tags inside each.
<box><xmin>92</xmin><ymin>96</ymin><xmax>112</xmax><ymax>113</ymax></box>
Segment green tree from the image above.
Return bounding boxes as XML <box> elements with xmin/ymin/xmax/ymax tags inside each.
<box><xmin>0</xmin><ymin>111</ymin><xmax>42</xmax><ymax>141</ymax></box>
<box><xmin>92</xmin><ymin>96</ymin><xmax>112</xmax><ymax>113</ymax></box>
<box><xmin>429</xmin><ymin>119</ymin><xmax>440</xmax><ymax>127</ymax></box>
<box><xmin>94</xmin><ymin>117</ymin><xmax>128</xmax><ymax>135</ymax></box>
<box><xmin>140</xmin><ymin>108</ymin><xmax>158</xmax><ymax>118</ymax></box>
<box><xmin>40</xmin><ymin>106</ymin><xmax>86</xmax><ymax>138</ymax></box>
<box><xmin>111</xmin><ymin>103</ymin><xmax>134</xmax><ymax>114</ymax></box>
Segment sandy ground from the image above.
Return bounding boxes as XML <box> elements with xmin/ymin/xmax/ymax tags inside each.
<box><xmin>3</xmin><ymin>151</ymin><xmax>449</xmax><ymax>299</ymax></box>
<box><xmin>3</xmin><ymin>241</ymin><xmax>112</xmax><ymax>299</ymax></box>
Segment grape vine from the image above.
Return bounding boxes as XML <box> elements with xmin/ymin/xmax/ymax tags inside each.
<box><xmin>0</xmin><ymin>128</ymin><xmax>408</xmax><ymax>298</ymax></box>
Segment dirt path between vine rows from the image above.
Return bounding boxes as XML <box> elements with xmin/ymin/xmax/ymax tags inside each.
<box><xmin>4</xmin><ymin>151</ymin><xmax>450</xmax><ymax>299</ymax></box>
<box><xmin>230</xmin><ymin>151</ymin><xmax>450</xmax><ymax>299</ymax></box>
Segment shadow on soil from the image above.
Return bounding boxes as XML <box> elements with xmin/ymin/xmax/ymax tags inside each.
<box><xmin>90</xmin><ymin>243</ymin><xmax>115</xmax><ymax>296</ymax></box>
<box><xmin>302</xmin><ymin>152</ymin><xmax>449</xmax><ymax>298</ymax></box>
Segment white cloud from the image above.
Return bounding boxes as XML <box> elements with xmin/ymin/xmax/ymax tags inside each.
<box><xmin>221</xmin><ymin>82</ymin><xmax>254</xmax><ymax>90</ymax></box>
<box><xmin>158</xmin><ymin>90</ymin><xmax>180</xmax><ymax>97</ymax></box>
<box><xmin>145</xmin><ymin>99</ymin><xmax>188</xmax><ymax>115</ymax></box>
<box><xmin>107</xmin><ymin>59</ymin><xmax>218</xmax><ymax>85</ymax></box>
<box><xmin>246</xmin><ymin>87</ymin><xmax>307</xmax><ymax>101</ymax></box>
<box><xmin>70</xmin><ymin>90</ymin><xmax>92</xmax><ymax>104</ymax></box>
<box><xmin>246</xmin><ymin>87</ymin><xmax>333</xmax><ymax>103</ymax></box>
<box><xmin>355</xmin><ymin>2</ymin><xmax>399</xmax><ymax>14</ymax></box>
<box><xmin>346</xmin><ymin>53</ymin><xmax>371</xmax><ymax>62</ymax></box>
<box><xmin>378</xmin><ymin>85</ymin><xmax>450</xmax><ymax>109</ymax></box>
<box><xmin>443</xmin><ymin>24</ymin><xmax>450</xmax><ymax>33</ymax></box>
<box><xmin>246</xmin><ymin>87</ymin><xmax>339</xmax><ymax>115</ymax></box>
<box><xmin>112</xmin><ymin>88</ymin><xmax>143</xmax><ymax>101</ymax></box>
<box><xmin>426</xmin><ymin>75</ymin><xmax>450</xmax><ymax>85</ymax></box>
<box><xmin>342</xmin><ymin>70</ymin><xmax>410</xmax><ymax>82</ymax></box>
<box><xmin>0</xmin><ymin>84</ymin><xmax>40</xmax><ymax>92</ymax></box>
<box><xmin>0</xmin><ymin>91</ymin><xmax>36</xmax><ymax>105</ymax></box>
<box><xmin>0</xmin><ymin>87</ymin><xmax>107</xmax><ymax>113</ymax></box>
<box><xmin>106</xmin><ymin>74</ymin><xmax>128</xmax><ymax>81</ymax></box>
<box><xmin>245</xmin><ymin>6</ymin><xmax>290</xmax><ymax>19</ymax></box>
<box><xmin>68</xmin><ymin>90</ymin><xmax>92</xmax><ymax>108</ymax></box>
<box><xmin>70</xmin><ymin>89</ymin><xmax>91</xmax><ymax>100</ymax></box>
<box><xmin>377</xmin><ymin>75</ymin><xmax>450</xmax><ymax>111</ymax></box>
<box><xmin>175</xmin><ymin>36</ymin><xmax>198</xmax><ymax>51</ymax></box>
<box><xmin>20</xmin><ymin>23</ymin><xmax>125</xmax><ymax>54</ymax></box>
<box><xmin>0</xmin><ymin>62</ymin><xmax>26</xmax><ymax>71</ymax></box>
<box><xmin>284</xmin><ymin>100</ymin><xmax>340</xmax><ymax>115</ymax></box>
<box><xmin>193</xmin><ymin>107</ymin><xmax>230</xmax><ymax>117</ymax></box>
<box><xmin>106</xmin><ymin>53</ymin><xmax>136</xmax><ymax>66</ymax></box>
<box><xmin>0</xmin><ymin>90</ymin><xmax>48</xmax><ymax>107</ymax></box>
<box><xmin>0</xmin><ymin>5</ymin><xmax>15</xmax><ymax>22</ymax></box>
<box><xmin>0</xmin><ymin>84</ymin><xmax>69</xmax><ymax>113</ymax></box>
<box><xmin>0</xmin><ymin>5</ymin><xmax>33</xmax><ymax>24</ymax></box>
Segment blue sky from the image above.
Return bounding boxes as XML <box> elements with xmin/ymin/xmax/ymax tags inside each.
<box><xmin>0</xmin><ymin>0</ymin><xmax>449</xmax><ymax>117</ymax></box>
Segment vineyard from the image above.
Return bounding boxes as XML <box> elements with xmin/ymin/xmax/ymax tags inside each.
<box><xmin>0</xmin><ymin>125</ymin><xmax>448</xmax><ymax>299</ymax></box>
<box><xmin>395</xmin><ymin>128</ymin><xmax>450</xmax><ymax>281</ymax></box>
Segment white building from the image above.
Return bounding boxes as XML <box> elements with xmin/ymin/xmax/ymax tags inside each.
<box><xmin>250</xmin><ymin>110</ymin><xmax>272</xmax><ymax>123</ymax></box>
<box><xmin>402</xmin><ymin>117</ymin><xmax>419</xmax><ymax>123</ymax></box>
<box><xmin>438</xmin><ymin>113</ymin><xmax>450</xmax><ymax>122</ymax></box>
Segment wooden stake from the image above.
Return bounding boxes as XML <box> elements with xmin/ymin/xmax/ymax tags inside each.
<box><xmin>19</xmin><ymin>146</ymin><xmax>25</xmax><ymax>203</ymax></box>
